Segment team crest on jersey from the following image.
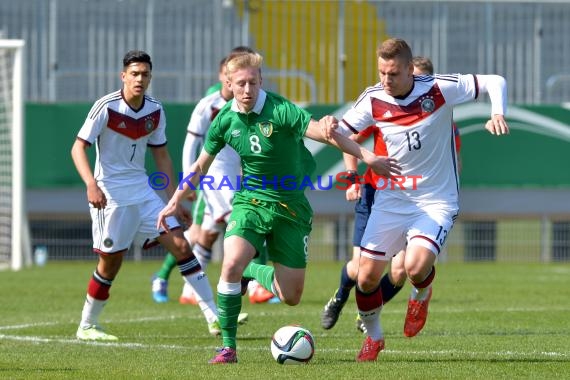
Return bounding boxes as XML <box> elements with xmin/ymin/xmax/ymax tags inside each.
<box><xmin>420</xmin><ymin>97</ymin><xmax>436</xmax><ymax>113</ymax></box>
<box><xmin>226</xmin><ymin>220</ymin><xmax>237</xmax><ymax>232</ymax></box>
<box><xmin>103</xmin><ymin>238</ymin><xmax>114</xmax><ymax>248</ymax></box>
<box><xmin>258</xmin><ymin>122</ymin><xmax>273</xmax><ymax>137</ymax></box>
<box><xmin>144</xmin><ymin>118</ymin><xmax>155</xmax><ymax>132</ymax></box>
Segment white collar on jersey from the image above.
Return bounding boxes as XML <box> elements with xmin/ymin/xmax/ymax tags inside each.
<box><xmin>231</xmin><ymin>89</ymin><xmax>267</xmax><ymax>115</ymax></box>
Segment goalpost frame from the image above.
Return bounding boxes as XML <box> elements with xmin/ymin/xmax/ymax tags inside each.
<box><xmin>0</xmin><ymin>39</ymin><xmax>30</xmax><ymax>271</ymax></box>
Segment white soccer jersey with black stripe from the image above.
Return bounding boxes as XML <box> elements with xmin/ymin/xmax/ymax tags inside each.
<box><xmin>339</xmin><ymin>74</ymin><xmax>479</xmax><ymax>208</ymax></box>
<box><xmin>77</xmin><ymin>90</ymin><xmax>167</xmax><ymax>206</ymax></box>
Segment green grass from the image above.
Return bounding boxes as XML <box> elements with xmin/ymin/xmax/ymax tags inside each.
<box><xmin>1</xmin><ymin>261</ymin><xmax>569</xmax><ymax>379</ymax></box>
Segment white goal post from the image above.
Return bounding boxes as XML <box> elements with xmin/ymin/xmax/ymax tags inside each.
<box><xmin>0</xmin><ymin>39</ymin><xmax>32</xmax><ymax>271</ymax></box>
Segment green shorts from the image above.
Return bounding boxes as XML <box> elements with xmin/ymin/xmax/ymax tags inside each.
<box><xmin>191</xmin><ymin>189</ymin><xmax>205</xmax><ymax>226</ymax></box>
<box><xmin>225</xmin><ymin>194</ymin><xmax>313</xmax><ymax>269</ymax></box>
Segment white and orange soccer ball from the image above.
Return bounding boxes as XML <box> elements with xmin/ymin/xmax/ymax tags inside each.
<box><xmin>270</xmin><ymin>325</ymin><xmax>315</xmax><ymax>365</ymax></box>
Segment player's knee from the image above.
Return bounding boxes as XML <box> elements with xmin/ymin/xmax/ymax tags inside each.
<box><xmin>346</xmin><ymin>260</ymin><xmax>359</xmax><ymax>280</ymax></box>
<box><xmin>199</xmin><ymin>230</ymin><xmax>218</xmax><ymax>247</ymax></box>
<box><xmin>278</xmin><ymin>287</ymin><xmax>302</xmax><ymax>306</ymax></box>
<box><xmin>406</xmin><ymin>267</ymin><xmax>429</xmax><ymax>284</ymax></box>
<box><xmin>282</xmin><ymin>294</ymin><xmax>301</xmax><ymax>306</ymax></box>
<box><xmin>168</xmin><ymin>236</ymin><xmax>193</xmax><ymax>258</ymax></box>
<box><xmin>357</xmin><ymin>276</ymin><xmax>379</xmax><ymax>293</ymax></box>
<box><xmin>391</xmin><ymin>267</ymin><xmax>407</xmax><ymax>286</ymax></box>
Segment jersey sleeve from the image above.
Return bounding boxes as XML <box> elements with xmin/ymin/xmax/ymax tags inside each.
<box><xmin>77</xmin><ymin>102</ymin><xmax>108</xmax><ymax>144</ymax></box>
<box><xmin>147</xmin><ymin>107</ymin><xmax>167</xmax><ymax>146</ymax></box>
<box><xmin>338</xmin><ymin>91</ymin><xmax>376</xmax><ymax>136</ymax></box>
<box><xmin>279</xmin><ymin>100</ymin><xmax>313</xmax><ymax>141</ymax></box>
<box><xmin>203</xmin><ymin>115</ymin><xmax>226</xmax><ymax>156</ymax></box>
<box><xmin>186</xmin><ymin>99</ymin><xmax>210</xmax><ymax>135</ymax></box>
<box><xmin>436</xmin><ymin>73</ymin><xmax>479</xmax><ymax>106</ymax></box>
<box><xmin>182</xmin><ymin>101</ymin><xmax>210</xmax><ymax>170</ymax></box>
<box><xmin>181</xmin><ymin>132</ymin><xmax>202</xmax><ymax>174</ymax></box>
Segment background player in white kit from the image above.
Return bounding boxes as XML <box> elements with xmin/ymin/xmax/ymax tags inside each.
<box><xmin>71</xmin><ymin>50</ymin><xmax>216</xmax><ymax>341</ymax></box>
<box><xmin>320</xmin><ymin>38</ymin><xmax>509</xmax><ymax>361</ymax></box>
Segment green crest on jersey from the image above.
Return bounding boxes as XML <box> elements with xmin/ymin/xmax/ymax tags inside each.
<box><xmin>258</xmin><ymin>121</ymin><xmax>273</xmax><ymax>137</ymax></box>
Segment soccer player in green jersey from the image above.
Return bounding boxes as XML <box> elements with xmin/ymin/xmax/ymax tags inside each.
<box><xmin>157</xmin><ymin>49</ymin><xmax>400</xmax><ymax>364</ymax></box>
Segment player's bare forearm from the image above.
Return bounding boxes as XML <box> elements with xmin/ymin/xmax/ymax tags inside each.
<box><xmin>71</xmin><ymin>138</ymin><xmax>107</xmax><ymax>208</ymax></box>
<box><xmin>305</xmin><ymin>117</ymin><xmax>361</xmax><ymax>157</ymax></box>
<box><xmin>343</xmin><ymin>151</ymin><xmax>358</xmax><ymax>172</ymax></box>
<box><xmin>330</xmin><ymin>131</ymin><xmax>402</xmax><ymax>178</ymax></box>
<box><xmin>71</xmin><ymin>139</ymin><xmax>95</xmax><ymax>187</ymax></box>
<box><xmin>173</xmin><ymin>150</ymin><xmax>214</xmax><ymax>202</ymax></box>
<box><xmin>151</xmin><ymin>146</ymin><xmax>177</xmax><ymax>199</ymax></box>
<box><xmin>157</xmin><ymin>155</ymin><xmax>211</xmax><ymax>231</ymax></box>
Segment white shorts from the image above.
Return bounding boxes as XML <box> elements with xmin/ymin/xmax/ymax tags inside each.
<box><xmin>200</xmin><ymin>174</ymin><xmax>235</xmax><ymax>232</ymax></box>
<box><xmin>89</xmin><ymin>195</ymin><xmax>179</xmax><ymax>254</ymax></box>
<box><xmin>360</xmin><ymin>203</ymin><xmax>458</xmax><ymax>261</ymax></box>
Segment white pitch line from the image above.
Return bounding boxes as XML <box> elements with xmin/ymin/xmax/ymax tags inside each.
<box><xmin>0</xmin><ymin>334</ymin><xmax>188</xmax><ymax>349</ymax></box>
<box><xmin>0</xmin><ymin>321</ymin><xmax>59</xmax><ymax>330</ymax></box>
<box><xmin>0</xmin><ymin>333</ymin><xmax>567</xmax><ymax>358</ymax></box>
<box><xmin>1</xmin><ymin>313</ymin><xmax>568</xmax><ymax>360</ymax></box>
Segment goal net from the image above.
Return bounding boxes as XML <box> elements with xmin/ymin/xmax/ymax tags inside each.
<box><xmin>0</xmin><ymin>39</ymin><xmax>31</xmax><ymax>271</ymax></box>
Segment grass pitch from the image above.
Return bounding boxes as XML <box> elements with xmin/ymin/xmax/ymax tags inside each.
<box><xmin>0</xmin><ymin>260</ymin><xmax>568</xmax><ymax>379</ymax></box>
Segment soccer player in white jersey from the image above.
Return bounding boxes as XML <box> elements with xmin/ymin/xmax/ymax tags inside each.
<box><xmin>320</xmin><ymin>38</ymin><xmax>509</xmax><ymax>362</ymax></box>
<box><xmin>71</xmin><ymin>50</ymin><xmax>217</xmax><ymax>341</ymax></box>
<box><xmin>321</xmin><ymin>55</ymin><xmax>463</xmax><ymax>335</ymax></box>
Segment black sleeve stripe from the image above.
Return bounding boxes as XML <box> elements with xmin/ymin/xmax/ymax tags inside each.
<box><xmin>354</xmin><ymin>84</ymin><xmax>382</xmax><ymax>107</ymax></box>
<box><xmin>472</xmin><ymin>74</ymin><xmax>479</xmax><ymax>100</ymax></box>
<box><xmin>434</xmin><ymin>74</ymin><xmax>460</xmax><ymax>83</ymax></box>
<box><xmin>341</xmin><ymin>119</ymin><xmax>360</xmax><ymax>134</ymax></box>
<box><xmin>148</xmin><ymin>142</ymin><xmax>167</xmax><ymax>148</ymax></box>
<box><xmin>88</xmin><ymin>92</ymin><xmax>122</xmax><ymax>119</ymax></box>
<box><xmin>144</xmin><ymin>94</ymin><xmax>162</xmax><ymax>106</ymax></box>
<box><xmin>75</xmin><ymin>136</ymin><xmax>92</xmax><ymax>146</ymax></box>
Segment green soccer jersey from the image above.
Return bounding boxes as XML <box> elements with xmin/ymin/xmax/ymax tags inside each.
<box><xmin>204</xmin><ymin>82</ymin><xmax>222</xmax><ymax>96</ymax></box>
<box><xmin>204</xmin><ymin>90</ymin><xmax>316</xmax><ymax>201</ymax></box>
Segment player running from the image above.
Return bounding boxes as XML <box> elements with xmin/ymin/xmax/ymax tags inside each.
<box><xmin>320</xmin><ymin>38</ymin><xmax>509</xmax><ymax>361</ymax></box>
<box><xmin>157</xmin><ymin>49</ymin><xmax>399</xmax><ymax>364</ymax></box>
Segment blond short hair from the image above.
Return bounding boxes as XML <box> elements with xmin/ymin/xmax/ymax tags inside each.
<box><xmin>225</xmin><ymin>51</ymin><xmax>263</xmax><ymax>79</ymax></box>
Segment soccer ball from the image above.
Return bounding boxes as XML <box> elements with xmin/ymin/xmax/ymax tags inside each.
<box><xmin>270</xmin><ymin>325</ymin><xmax>315</xmax><ymax>364</ymax></box>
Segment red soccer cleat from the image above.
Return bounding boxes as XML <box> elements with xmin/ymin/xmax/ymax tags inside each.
<box><xmin>356</xmin><ymin>336</ymin><xmax>385</xmax><ymax>362</ymax></box>
<box><xmin>404</xmin><ymin>287</ymin><xmax>432</xmax><ymax>337</ymax></box>
<box><xmin>249</xmin><ymin>284</ymin><xmax>275</xmax><ymax>304</ymax></box>
<box><xmin>179</xmin><ymin>293</ymin><xmax>198</xmax><ymax>305</ymax></box>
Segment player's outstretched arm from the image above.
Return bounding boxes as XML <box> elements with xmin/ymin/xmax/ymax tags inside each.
<box><xmin>151</xmin><ymin>145</ymin><xmax>193</xmax><ymax>224</ymax></box>
<box><xmin>476</xmin><ymin>74</ymin><xmax>510</xmax><ymax>135</ymax></box>
<box><xmin>342</xmin><ymin>133</ymin><xmax>371</xmax><ymax>201</ymax></box>
<box><xmin>157</xmin><ymin>149</ymin><xmax>215</xmax><ymax>231</ymax></box>
<box><xmin>306</xmin><ymin>117</ymin><xmax>401</xmax><ymax>178</ymax></box>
